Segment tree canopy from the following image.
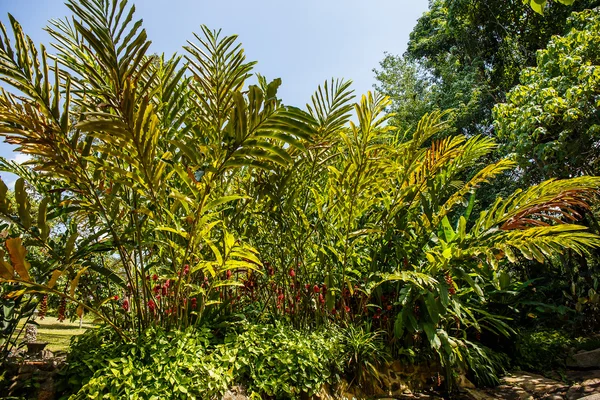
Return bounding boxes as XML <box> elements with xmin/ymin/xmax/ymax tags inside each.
<box><xmin>494</xmin><ymin>8</ymin><xmax>600</xmax><ymax>183</ymax></box>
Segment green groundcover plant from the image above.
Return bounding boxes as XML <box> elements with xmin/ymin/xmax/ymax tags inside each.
<box><xmin>60</xmin><ymin>323</ymin><xmax>346</xmax><ymax>400</ymax></box>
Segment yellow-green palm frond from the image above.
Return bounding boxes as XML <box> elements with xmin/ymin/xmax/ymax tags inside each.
<box><xmin>473</xmin><ymin>176</ymin><xmax>600</xmax><ymax>233</ymax></box>
<box><xmin>466</xmin><ymin>224</ymin><xmax>600</xmax><ymax>268</ymax></box>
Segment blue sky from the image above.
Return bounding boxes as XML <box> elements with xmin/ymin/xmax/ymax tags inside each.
<box><xmin>0</xmin><ymin>0</ymin><xmax>428</xmax><ymax>181</ymax></box>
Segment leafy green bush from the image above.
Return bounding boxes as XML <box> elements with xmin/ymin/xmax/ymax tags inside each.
<box><xmin>229</xmin><ymin>323</ymin><xmax>346</xmax><ymax>399</ymax></box>
<box><xmin>515</xmin><ymin>329</ymin><xmax>573</xmax><ymax>371</ymax></box>
<box><xmin>341</xmin><ymin>326</ymin><xmax>389</xmax><ymax>390</ymax></box>
<box><xmin>61</xmin><ymin>323</ymin><xmax>347</xmax><ymax>399</ymax></box>
<box><xmin>460</xmin><ymin>340</ymin><xmax>509</xmax><ymax>387</ymax></box>
<box><xmin>62</xmin><ymin>327</ymin><xmax>232</xmax><ymax>399</ymax></box>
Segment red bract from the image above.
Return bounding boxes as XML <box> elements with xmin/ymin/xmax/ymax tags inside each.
<box><xmin>161</xmin><ymin>286</ymin><xmax>168</xmax><ymax>296</ymax></box>
<box><xmin>58</xmin><ymin>298</ymin><xmax>67</xmax><ymax>322</ymax></box>
<box><xmin>114</xmin><ymin>295</ymin><xmax>119</xmax><ymax>300</ymax></box>
<box><xmin>164</xmin><ymin>279</ymin><xmax>171</xmax><ymax>288</ymax></box>
<box><xmin>183</xmin><ymin>264</ymin><xmax>190</xmax><ymax>275</ymax></box>
<box><xmin>289</xmin><ymin>268</ymin><xmax>295</xmax><ymax>278</ymax></box>
<box><xmin>152</xmin><ymin>274</ymin><xmax>158</xmax><ymax>281</ymax></box>
<box><xmin>345</xmin><ymin>306</ymin><xmax>351</xmax><ymax>313</ymax></box>
<box><xmin>122</xmin><ymin>298</ymin><xmax>129</xmax><ymax>311</ymax></box>
<box><xmin>313</xmin><ymin>285</ymin><xmax>320</xmax><ymax>293</ymax></box>
<box><xmin>38</xmin><ymin>295</ymin><xmax>48</xmax><ymax>320</ymax></box>
<box><xmin>226</xmin><ymin>270</ymin><xmax>232</xmax><ymax>279</ymax></box>
<box><xmin>148</xmin><ymin>300</ymin><xmax>156</xmax><ymax>313</ymax></box>
<box><xmin>191</xmin><ymin>298</ymin><xmax>197</xmax><ymax>309</ymax></box>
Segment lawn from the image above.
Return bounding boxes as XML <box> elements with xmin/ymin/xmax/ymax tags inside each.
<box><xmin>19</xmin><ymin>316</ymin><xmax>97</xmax><ymax>353</ymax></box>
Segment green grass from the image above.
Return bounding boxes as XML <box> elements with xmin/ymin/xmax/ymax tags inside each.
<box><xmin>20</xmin><ymin>316</ymin><xmax>97</xmax><ymax>353</ymax></box>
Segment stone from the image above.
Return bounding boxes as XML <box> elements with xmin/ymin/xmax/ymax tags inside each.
<box><xmin>502</xmin><ymin>371</ymin><xmax>568</xmax><ymax>395</ymax></box>
<box><xmin>567</xmin><ymin>370</ymin><xmax>600</xmax><ymax>383</ymax></box>
<box><xmin>222</xmin><ymin>385</ymin><xmax>248</xmax><ymax>400</ymax></box>
<box><xmin>567</xmin><ymin>349</ymin><xmax>600</xmax><ymax>369</ymax></box>
<box><xmin>461</xmin><ymin>388</ymin><xmax>497</xmax><ymax>400</ymax></box>
<box><xmin>456</xmin><ymin>374</ymin><xmax>475</xmax><ymax>389</ymax></box>
<box><xmin>579</xmin><ymin>395</ymin><xmax>600</xmax><ymax>400</ymax></box>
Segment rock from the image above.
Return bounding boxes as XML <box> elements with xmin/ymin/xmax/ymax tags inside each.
<box><xmin>567</xmin><ymin>370</ymin><xmax>600</xmax><ymax>383</ymax></box>
<box><xmin>461</xmin><ymin>388</ymin><xmax>497</xmax><ymax>400</ymax></box>
<box><xmin>567</xmin><ymin>349</ymin><xmax>600</xmax><ymax>369</ymax></box>
<box><xmin>222</xmin><ymin>386</ymin><xmax>248</xmax><ymax>400</ymax></box>
<box><xmin>502</xmin><ymin>371</ymin><xmax>568</xmax><ymax>396</ymax></box>
<box><xmin>579</xmin><ymin>395</ymin><xmax>600</xmax><ymax>400</ymax></box>
<box><xmin>456</xmin><ymin>374</ymin><xmax>476</xmax><ymax>389</ymax></box>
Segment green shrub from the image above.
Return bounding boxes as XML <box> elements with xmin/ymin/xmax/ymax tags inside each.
<box><xmin>515</xmin><ymin>329</ymin><xmax>573</xmax><ymax>371</ymax></box>
<box><xmin>341</xmin><ymin>326</ymin><xmax>388</xmax><ymax>390</ymax></box>
<box><xmin>61</xmin><ymin>323</ymin><xmax>347</xmax><ymax>399</ymax></box>
<box><xmin>62</xmin><ymin>327</ymin><xmax>232</xmax><ymax>399</ymax></box>
<box><xmin>229</xmin><ymin>323</ymin><xmax>346</xmax><ymax>399</ymax></box>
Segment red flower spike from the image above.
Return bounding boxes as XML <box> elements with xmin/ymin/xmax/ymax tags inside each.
<box><xmin>38</xmin><ymin>295</ymin><xmax>48</xmax><ymax>320</ymax></box>
<box><xmin>152</xmin><ymin>274</ymin><xmax>158</xmax><ymax>281</ymax></box>
<box><xmin>58</xmin><ymin>298</ymin><xmax>67</xmax><ymax>322</ymax></box>
<box><xmin>289</xmin><ymin>268</ymin><xmax>295</xmax><ymax>278</ymax></box>
<box><xmin>183</xmin><ymin>264</ymin><xmax>190</xmax><ymax>275</ymax></box>
<box><xmin>345</xmin><ymin>306</ymin><xmax>351</xmax><ymax>313</ymax></box>
<box><xmin>114</xmin><ymin>295</ymin><xmax>119</xmax><ymax>300</ymax></box>
<box><xmin>122</xmin><ymin>299</ymin><xmax>129</xmax><ymax>311</ymax></box>
<box><xmin>313</xmin><ymin>285</ymin><xmax>320</xmax><ymax>293</ymax></box>
<box><xmin>226</xmin><ymin>270</ymin><xmax>232</xmax><ymax>279</ymax></box>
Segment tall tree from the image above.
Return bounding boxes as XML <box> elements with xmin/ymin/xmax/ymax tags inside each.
<box><xmin>494</xmin><ymin>8</ymin><xmax>600</xmax><ymax>183</ymax></box>
<box><xmin>376</xmin><ymin>0</ymin><xmax>600</xmax><ymax>138</ymax></box>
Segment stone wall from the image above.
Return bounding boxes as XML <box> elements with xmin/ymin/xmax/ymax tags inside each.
<box><xmin>1</xmin><ymin>357</ymin><xmax>65</xmax><ymax>400</ymax></box>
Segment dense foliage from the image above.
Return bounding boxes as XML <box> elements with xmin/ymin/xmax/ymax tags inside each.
<box><xmin>494</xmin><ymin>8</ymin><xmax>600</xmax><ymax>183</ymax></box>
<box><xmin>62</xmin><ymin>323</ymin><xmax>346</xmax><ymax>399</ymax></box>
<box><xmin>375</xmin><ymin>0</ymin><xmax>600</xmax><ymax>138</ymax></box>
<box><xmin>0</xmin><ymin>0</ymin><xmax>600</xmax><ymax>396</ymax></box>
